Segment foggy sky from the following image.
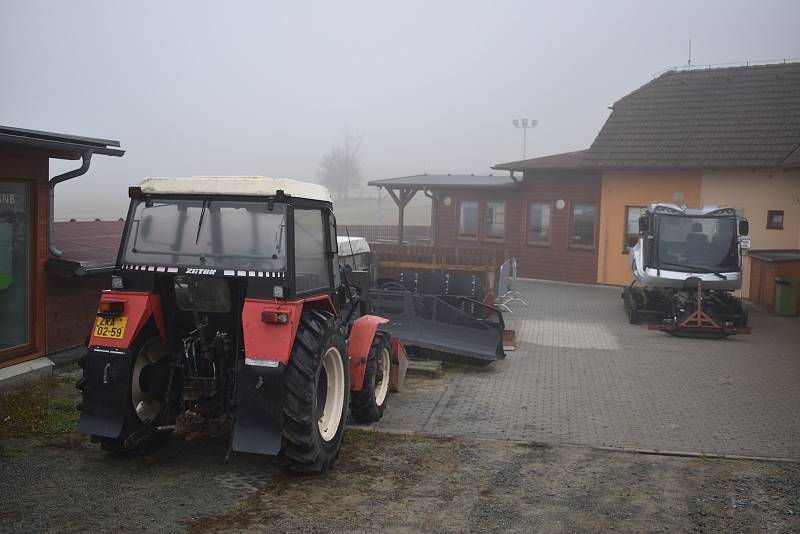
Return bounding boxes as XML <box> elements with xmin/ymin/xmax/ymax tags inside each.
<box><xmin>1</xmin><ymin>0</ymin><xmax>799</xmax><ymax>219</ymax></box>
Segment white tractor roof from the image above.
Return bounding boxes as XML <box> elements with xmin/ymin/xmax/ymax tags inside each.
<box><xmin>138</xmin><ymin>176</ymin><xmax>332</xmax><ymax>202</ymax></box>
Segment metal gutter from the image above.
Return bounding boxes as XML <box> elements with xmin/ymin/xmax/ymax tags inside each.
<box><xmin>48</xmin><ymin>151</ymin><xmax>92</xmax><ymax>257</ymax></box>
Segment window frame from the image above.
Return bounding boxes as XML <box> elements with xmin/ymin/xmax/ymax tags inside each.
<box><xmin>766</xmin><ymin>210</ymin><xmax>784</xmax><ymax>230</ymax></box>
<box><xmin>292</xmin><ymin>205</ymin><xmax>333</xmax><ymax>296</ymax></box>
<box><xmin>0</xmin><ymin>179</ymin><xmax>36</xmax><ymax>362</ymax></box>
<box><xmin>457</xmin><ymin>200</ymin><xmax>480</xmax><ymax>241</ymax></box>
<box><xmin>525</xmin><ymin>200</ymin><xmax>553</xmax><ymax>247</ymax></box>
<box><xmin>483</xmin><ymin>201</ymin><xmax>506</xmax><ymax>242</ymax></box>
<box><xmin>568</xmin><ymin>201</ymin><xmax>598</xmax><ymax>250</ymax></box>
<box><xmin>622</xmin><ymin>205</ymin><xmax>646</xmax><ymax>254</ymax></box>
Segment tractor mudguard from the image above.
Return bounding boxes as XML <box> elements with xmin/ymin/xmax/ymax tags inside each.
<box><xmin>232</xmin><ymin>362</ymin><xmax>284</xmax><ymax>455</ymax></box>
<box><xmin>88</xmin><ymin>291</ymin><xmax>167</xmax><ymax>349</ymax></box>
<box><xmin>78</xmin><ymin>291</ymin><xmax>166</xmax><ymax>439</ymax></box>
<box><xmin>234</xmin><ymin>295</ymin><xmax>336</xmax><ymax>455</ymax></box>
<box><xmin>76</xmin><ymin>346</ymin><xmax>132</xmax><ymax>438</ymax></box>
<box><xmin>241</xmin><ymin>295</ymin><xmax>336</xmax><ymax>365</ymax></box>
<box><xmin>348</xmin><ymin>315</ymin><xmax>389</xmax><ymax>392</ymax></box>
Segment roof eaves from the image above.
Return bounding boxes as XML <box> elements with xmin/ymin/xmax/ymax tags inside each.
<box><xmin>0</xmin><ymin>126</ymin><xmax>125</xmax><ymax>158</ymax></box>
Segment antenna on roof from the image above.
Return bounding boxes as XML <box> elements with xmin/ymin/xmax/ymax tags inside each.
<box><xmin>688</xmin><ymin>38</ymin><xmax>692</xmax><ymax>69</ymax></box>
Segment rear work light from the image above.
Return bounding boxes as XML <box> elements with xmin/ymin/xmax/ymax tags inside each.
<box><xmin>98</xmin><ymin>301</ymin><xmax>125</xmax><ymax>317</ymax></box>
<box><xmin>262</xmin><ymin>311</ymin><xmax>289</xmax><ymax>324</ymax></box>
<box><xmin>128</xmin><ymin>186</ymin><xmax>143</xmax><ymax>199</ymax></box>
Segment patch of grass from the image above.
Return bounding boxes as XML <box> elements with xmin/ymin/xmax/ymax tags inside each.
<box><xmin>345</xmin><ymin>427</ymin><xmax>382</xmax><ymax>449</ymax></box>
<box><xmin>0</xmin><ymin>377</ymin><xmax>79</xmax><ymax>438</ymax></box>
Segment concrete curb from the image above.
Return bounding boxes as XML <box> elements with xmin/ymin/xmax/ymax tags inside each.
<box><xmin>0</xmin><ymin>357</ymin><xmax>55</xmax><ymax>391</ymax></box>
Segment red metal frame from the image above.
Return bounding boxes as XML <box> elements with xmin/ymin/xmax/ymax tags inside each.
<box><xmin>242</xmin><ymin>294</ymin><xmax>337</xmax><ymax>365</ymax></box>
<box><xmin>88</xmin><ymin>291</ymin><xmax>167</xmax><ymax>349</ymax></box>
<box><xmin>388</xmin><ymin>336</ymin><xmax>408</xmax><ymax>392</ymax></box>
<box><xmin>347</xmin><ymin>315</ymin><xmax>389</xmax><ymax>391</ymax></box>
<box><xmin>649</xmin><ymin>280</ymin><xmax>751</xmax><ymax>335</ymax></box>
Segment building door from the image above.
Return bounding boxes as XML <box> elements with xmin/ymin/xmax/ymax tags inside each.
<box><xmin>0</xmin><ymin>181</ymin><xmax>31</xmax><ymax>361</ymax></box>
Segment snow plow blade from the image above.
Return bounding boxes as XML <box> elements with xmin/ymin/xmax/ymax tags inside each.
<box><xmin>369</xmin><ymin>290</ymin><xmax>505</xmax><ymax>366</ymax></box>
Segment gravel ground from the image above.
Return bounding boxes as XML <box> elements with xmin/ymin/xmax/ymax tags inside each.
<box><xmin>1</xmin><ymin>371</ymin><xmax>798</xmax><ymax>533</ymax></box>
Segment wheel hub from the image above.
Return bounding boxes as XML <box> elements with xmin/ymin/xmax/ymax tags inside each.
<box><xmin>317</xmin><ymin>347</ymin><xmax>345</xmax><ymax>442</ymax></box>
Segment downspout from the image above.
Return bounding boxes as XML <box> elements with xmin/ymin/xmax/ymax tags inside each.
<box><xmin>49</xmin><ymin>150</ymin><xmax>93</xmax><ymax>257</ymax></box>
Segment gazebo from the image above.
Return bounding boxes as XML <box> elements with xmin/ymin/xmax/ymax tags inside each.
<box><xmin>367</xmin><ymin>174</ymin><xmax>516</xmax><ymax>244</ymax></box>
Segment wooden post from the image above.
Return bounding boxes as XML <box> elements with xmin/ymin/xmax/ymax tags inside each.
<box><xmin>385</xmin><ymin>188</ymin><xmax>417</xmax><ymax>245</ymax></box>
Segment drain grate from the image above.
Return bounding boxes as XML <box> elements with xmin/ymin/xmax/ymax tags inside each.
<box><xmin>213</xmin><ymin>470</ymin><xmax>270</xmax><ymax>493</ymax></box>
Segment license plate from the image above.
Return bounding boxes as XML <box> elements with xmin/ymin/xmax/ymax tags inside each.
<box><xmin>94</xmin><ymin>316</ymin><xmax>128</xmax><ymax>339</ymax></box>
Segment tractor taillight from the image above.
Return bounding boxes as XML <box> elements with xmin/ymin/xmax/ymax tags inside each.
<box><xmin>98</xmin><ymin>301</ymin><xmax>125</xmax><ymax>317</ymax></box>
<box><xmin>261</xmin><ymin>311</ymin><xmax>289</xmax><ymax>324</ymax></box>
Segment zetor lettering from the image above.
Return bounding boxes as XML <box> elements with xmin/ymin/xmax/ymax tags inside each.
<box><xmin>77</xmin><ymin>176</ymin><xmax>406</xmax><ymax>474</ymax></box>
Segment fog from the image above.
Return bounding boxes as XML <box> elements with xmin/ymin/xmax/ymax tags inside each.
<box><xmin>1</xmin><ymin>0</ymin><xmax>798</xmax><ymax>220</ymax></box>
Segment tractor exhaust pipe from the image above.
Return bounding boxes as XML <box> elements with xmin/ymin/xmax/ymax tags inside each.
<box><xmin>48</xmin><ymin>151</ymin><xmax>92</xmax><ymax>257</ymax></box>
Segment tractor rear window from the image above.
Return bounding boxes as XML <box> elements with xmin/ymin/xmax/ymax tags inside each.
<box><xmin>122</xmin><ymin>198</ymin><xmax>287</xmax><ymax>271</ymax></box>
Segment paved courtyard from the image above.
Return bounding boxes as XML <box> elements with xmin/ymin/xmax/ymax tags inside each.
<box><xmin>377</xmin><ymin>280</ymin><xmax>800</xmax><ymax>459</ymax></box>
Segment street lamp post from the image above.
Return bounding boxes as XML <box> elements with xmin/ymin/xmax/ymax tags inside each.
<box><xmin>512</xmin><ymin>118</ymin><xmax>538</xmax><ymax>159</ymax></box>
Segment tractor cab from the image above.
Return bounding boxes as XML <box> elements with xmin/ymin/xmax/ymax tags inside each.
<box><xmin>631</xmin><ymin>203</ymin><xmax>748</xmax><ymax>291</ymax></box>
<box><xmin>119</xmin><ymin>176</ymin><xmax>339</xmax><ymax>302</ymax></box>
<box><xmin>77</xmin><ymin>176</ymin><xmax>402</xmax><ymax>473</ymax></box>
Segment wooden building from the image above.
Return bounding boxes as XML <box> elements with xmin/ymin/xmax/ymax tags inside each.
<box><xmin>368</xmin><ymin>151</ymin><xmax>602</xmax><ymax>284</ymax></box>
<box><xmin>0</xmin><ymin>126</ymin><xmax>123</xmax><ymax>374</ymax></box>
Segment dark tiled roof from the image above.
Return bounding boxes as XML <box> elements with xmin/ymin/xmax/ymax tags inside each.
<box><xmin>782</xmin><ymin>145</ymin><xmax>800</xmax><ymax>168</ymax></box>
<box><xmin>492</xmin><ymin>149</ymin><xmax>589</xmax><ymax>171</ymax></box>
<box><xmin>368</xmin><ymin>174</ymin><xmax>516</xmax><ymax>189</ymax></box>
<box><xmin>584</xmin><ymin>62</ymin><xmax>800</xmax><ymax>169</ymax></box>
<box><xmin>47</xmin><ymin>220</ymin><xmax>124</xmax><ymax>276</ymax></box>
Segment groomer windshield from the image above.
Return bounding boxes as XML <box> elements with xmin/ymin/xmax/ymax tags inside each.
<box><xmin>655</xmin><ymin>214</ymin><xmax>738</xmax><ymax>273</ymax></box>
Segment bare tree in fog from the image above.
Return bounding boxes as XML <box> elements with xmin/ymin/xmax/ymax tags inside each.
<box><xmin>318</xmin><ymin>132</ymin><xmax>363</xmax><ymax>198</ymax></box>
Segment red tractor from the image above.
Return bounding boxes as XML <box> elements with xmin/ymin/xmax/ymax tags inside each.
<box><xmin>77</xmin><ymin>176</ymin><xmax>406</xmax><ymax>473</ymax></box>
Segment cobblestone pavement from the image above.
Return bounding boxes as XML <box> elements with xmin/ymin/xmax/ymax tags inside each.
<box><xmin>377</xmin><ymin>280</ymin><xmax>800</xmax><ymax>459</ymax></box>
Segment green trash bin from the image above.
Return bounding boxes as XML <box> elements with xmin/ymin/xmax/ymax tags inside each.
<box><xmin>774</xmin><ymin>277</ymin><xmax>798</xmax><ymax>316</ymax></box>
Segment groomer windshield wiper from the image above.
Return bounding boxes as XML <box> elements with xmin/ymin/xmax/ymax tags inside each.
<box><xmin>195</xmin><ymin>197</ymin><xmax>212</xmax><ymax>244</ymax></box>
<box><xmin>658</xmin><ymin>262</ymin><xmax>728</xmax><ymax>278</ymax></box>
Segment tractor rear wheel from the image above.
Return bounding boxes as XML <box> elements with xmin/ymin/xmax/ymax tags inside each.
<box><xmin>100</xmin><ymin>334</ymin><xmax>170</xmax><ymax>455</ymax></box>
<box><xmin>279</xmin><ymin>310</ymin><xmax>349</xmax><ymax>473</ymax></box>
<box><xmin>350</xmin><ymin>334</ymin><xmax>391</xmax><ymax>423</ymax></box>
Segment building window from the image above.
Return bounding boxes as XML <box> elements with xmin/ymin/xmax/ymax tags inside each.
<box><xmin>570</xmin><ymin>202</ymin><xmax>597</xmax><ymax>247</ymax></box>
<box><xmin>458</xmin><ymin>201</ymin><xmax>478</xmax><ymax>238</ymax></box>
<box><xmin>527</xmin><ymin>202</ymin><xmax>551</xmax><ymax>244</ymax></box>
<box><xmin>624</xmin><ymin>206</ymin><xmax>646</xmax><ymax>252</ymax></box>
<box><xmin>0</xmin><ymin>181</ymin><xmax>31</xmax><ymax>358</ymax></box>
<box><xmin>766</xmin><ymin>210</ymin><xmax>784</xmax><ymax>230</ymax></box>
<box><xmin>484</xmin><ymin>202</ymin><xmax>505</xmax><ymax>240</ymax></box>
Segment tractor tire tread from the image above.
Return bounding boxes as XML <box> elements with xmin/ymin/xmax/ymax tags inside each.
<box><xmin>278</xmin><ymin>311</ymin><xmax>349</xmax><ymax>474</ymax></box>
<box><xmin>350</xmin><ymin>334</ymin><xmax>390</xmax><ymax>423</ymax></box>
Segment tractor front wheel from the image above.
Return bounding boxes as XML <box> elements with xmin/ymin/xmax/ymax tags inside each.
<box><xmin>279</xmin><ymin>310</ymin><xmax>349</xmax><ymax>473</ymax></box>
<box><xmin>350</xmin><ymin>334</ymin><xmax>391</xmax><ymax>423</ymax></box>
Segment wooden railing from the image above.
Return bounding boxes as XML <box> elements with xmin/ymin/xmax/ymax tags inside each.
<box><xmin>369</xmin><ymin>242</ymin><xmax>509</xmax><ymax>292</ymax></box>
<box><xmin>340</xmin><ymin>224</ymin><xmax>431</xmax><ymax>243</ymax></box>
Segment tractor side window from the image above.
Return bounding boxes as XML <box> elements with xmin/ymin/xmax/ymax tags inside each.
<box><xmin>294</xmin><ymin>209</ymin><xmax>329</xmax><ymax>293</ymax></box>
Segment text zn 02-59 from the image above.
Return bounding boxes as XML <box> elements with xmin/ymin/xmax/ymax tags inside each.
<box><xmin>94</xmin><ymin>316</ymin><xmax>128</xmax><ymax>339</ymax></box>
